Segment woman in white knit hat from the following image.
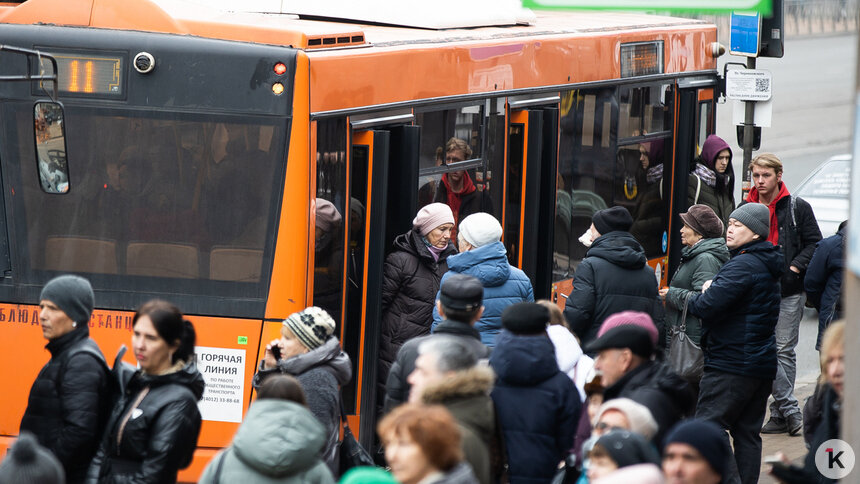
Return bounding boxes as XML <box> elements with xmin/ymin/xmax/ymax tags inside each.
<box><xmin>431</xmin><ymin>212</ymin><xmax>534</xmax><ymax>347</ymax></box>
<box><xmin>378</xmin><ymin>203</ymin><xmax>458</xmax><ymax>418</ymax></box>
<box><xmin>254</xmin><ymin>306</ymin><xmax>352</xmax><ymax>476</ymax></box>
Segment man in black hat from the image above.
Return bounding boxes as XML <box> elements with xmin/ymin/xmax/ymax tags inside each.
<box><xmin>384</xmin><ymin>274</ymin><xmax>489</xmax><ymax>412</ymax></box>
<box><xmin>563</xmin><ymin>205</ymin><xmax>664</xmax><ymax>349</ymax></box>
<box><xmin>587</xmin><ymin>312</ymin><xmax>694</xmax><ymax>446</ymax></box>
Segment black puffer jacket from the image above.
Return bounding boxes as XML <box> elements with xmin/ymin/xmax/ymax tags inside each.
<box><xmin>20</xmin><ymin>327</ymin><xmax>110</xmax><ymax>484</ymax></box>
<box><xmin>563</xmin><ymin>231</ymin><xmax>663</xmax><ymax>348</ymax></box>
<box><xmin>688</xmin><ymin>240</ymin><xmax>784</xmax><ymax>380</ymax></box>
<box><xmin>384</xmin><ymin>319</ymin><xmax>489</xmax><ymax>413</ymax></box>
<box><xmin>379</xmin><ymin>230</ymin><xmax>456</xmax><ymax>402</ymax></box>
<box><xmin>602</xmin><ymin>360</ymin><xmax>695</xmax><ymax>445</ymax></box>
<box><xmin>88</xmin><ymin>361</ymin><xmax>205</xmax><ymax>484</ymax></box>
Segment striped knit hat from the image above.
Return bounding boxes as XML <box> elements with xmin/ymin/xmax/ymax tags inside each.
<box><xmin>283</xmin><ymin>306</ymin><xmax>336</xmax><ymax>350</ymax></box>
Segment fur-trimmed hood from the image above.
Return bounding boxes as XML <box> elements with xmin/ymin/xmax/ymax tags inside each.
<box><xmin>420</xmin><ymin>365</ymin><xmax>495</xmax><ymax>404</ymax></box>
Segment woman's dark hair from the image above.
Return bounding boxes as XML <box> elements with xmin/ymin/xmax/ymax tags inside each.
<box><xmin>133</xmin><ymin>299</ymin><xmax>196</xmax><ymax>364</ymax></box>
<box><xmin>257</xmin><ymin>375</ymin><xmax>308</xmax><ymax>405</ymax></box>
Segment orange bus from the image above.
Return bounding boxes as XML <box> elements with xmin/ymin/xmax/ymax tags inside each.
<box><xmin>0</xmin><ymin>0</ymin><xmax>720</xmax><ymax>479</ymax></box>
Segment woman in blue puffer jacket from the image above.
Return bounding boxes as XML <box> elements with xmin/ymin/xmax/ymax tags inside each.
<box><xmin>431</xmin><ymin>212</ymin><xmax>533</xmax><ymax>347</ymax></box>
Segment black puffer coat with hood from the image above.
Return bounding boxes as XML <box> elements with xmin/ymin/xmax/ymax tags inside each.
<box><xmin>563</xmin><ymin>231</ymin><xmax>663</xmax><ymax>348</ymax></box>
<box><xmin>87</xmin><ymin>360</ymin><xmax>205</xmax><ymax>484</ymax></box>
<box><xmin>378</xmin><ymin>230</ymin><xmax>456</xmax><ymax>407</ymax></box>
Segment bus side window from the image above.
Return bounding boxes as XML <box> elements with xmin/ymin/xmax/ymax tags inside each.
<box><xmin>34</xmin><ymin>102</ymin><xmax>69</xmax><ymax>194</ymax></box>
<box><xmin>314</xmin><ymin>118</ymin><xmax>347</xmax><ymax>325</ymax></box>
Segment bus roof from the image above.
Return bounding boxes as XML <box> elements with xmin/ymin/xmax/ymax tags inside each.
<box><xmin>0</xmin><ymin>0</ymin><xmax>709</xmax><ymax>50</ymax></box>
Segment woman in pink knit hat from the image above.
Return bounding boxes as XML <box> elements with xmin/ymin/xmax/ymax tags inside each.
<box><xmin>377</xmin><ymin>203</ymin><xmax>458</xmax><ymax>416</ymax></box>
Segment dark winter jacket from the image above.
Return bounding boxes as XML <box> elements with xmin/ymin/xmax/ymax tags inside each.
<box><xmin>601</xmin><ymin>360</ymin><xmax>695</xmax><ymax>445</ymax></box>
<box><xmin>424</xmin><ymin>462</ymin><xmax>481</xmax><ymax>484</ymax></box>
<box><xmin>88</xmin><ymin>360</ymin><xmax>205</xmax><ymax>484</ymax></box>
<box><xmin>742</xmin><ymin>188</ymin><xmax>822</xmax><ymax>296</ymax></box>
<box><xmin>773</xmin><ymin>385</ymin><xmax>840</xmax><ymax>484</ymax></box>
<box><xmin>433</xmin><ymin>182</ymin><xmax>494</xmax><ymax>226</ymax></box>
<box><xmin>384</xmin><ymin>319</ymin><xmax>489</xmax><ymax>413</ymax></box>
<box><xmin>20</xmin><ymin>327</ymin><xmax>110</xmax><ymax>484</ymax></box>
<box><xmin>198</xmin><ymin>400</ymin><xmax>335</xmax><ymax>484</ymax></box>
<box><xmin>688</xmin><ymin>240</ymin><xmax>784</xmax><ymax>380</ymax></box>
<box><xmin>687</xmin><ymin>135</ymin><xmax>735</xmax><ymax>227</ymax></box>
<box><xmin>563</xmin><ymin>231</ymin><xmax>663</xmax><ymax>348</ymax></box>
<box><xmin>687</xmin><ymin>173</ymin><xmax>735</xmax><ymax>230</ymax></box>
<box><xmin>804</xmin><ymin>227</ymin><xmax>845</xmax><ymax>349</ymax></box>
<box><xmin>664</xmin><ymin>238</ymin><xmax>730</xmax><ymax>346</ymax></box>
<box><xmin>379</xmin><ymin>230</ymin><xmax>456</xmax><ymax>413</ymax></box>
<box><xmin>490</xmin><ymin>330</ymin><xmax>580</xmax><ymax>484</ymax></box>
<box><xmin>421</xmin><ymin>366</ymin><xmax>496</xmax><ymax>484</ymax></box>
<box><xmin>252</xmin><ymin>337</ymin><xmax>352</xmax><ymax>475</ymax></box>
<box><xmin>432</xmin><ymin>241</ymin><xmax>534</xmax><ymax>347</ymax></box>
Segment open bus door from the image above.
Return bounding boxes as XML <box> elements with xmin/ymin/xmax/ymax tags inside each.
<box><xmin>667</xmin><ymin>79</ymin><xmax>717</xmax><ymax>278</ymax></box>
<box><xmin>506</xmin><ymin>103</ymin><xmax>559</xmax><ymax>300</ymax></box>
<box><xmin>345</xmin><ymin>121</ymin><xmax>420</xmax><ymax>448</ymax></box>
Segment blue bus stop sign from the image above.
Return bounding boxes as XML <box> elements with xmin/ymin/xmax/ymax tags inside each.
<box><xmin>730</xmin><ymin>11</ymin><xmax>761</xmax><ymax>56</ymax></box>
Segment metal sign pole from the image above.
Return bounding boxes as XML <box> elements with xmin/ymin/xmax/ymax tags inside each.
<box><xmin>741</xmin><ymin>56</ymin><xmax>757</xmax><ymax>200</ymax></box>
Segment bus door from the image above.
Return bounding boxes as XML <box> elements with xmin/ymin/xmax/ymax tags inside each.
<box><xmin>506</xmin><ymin>101</ymin><xmax>559</xmax><ymax>299</ymax></box>
<box><xmin>667</xmin><ymin>78</ymin><xmax>717</xmax><ymax>277</ymax></box>
<box><xmin>345</xmin><ymin>118</ymin><xmax>419</xmax><ymax>446</ymax></box>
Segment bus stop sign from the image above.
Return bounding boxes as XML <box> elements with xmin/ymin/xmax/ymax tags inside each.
<box><xmin>730</xmin><ymin>11</ymin><xmax>761</xmax><ymax>56</ymax></box>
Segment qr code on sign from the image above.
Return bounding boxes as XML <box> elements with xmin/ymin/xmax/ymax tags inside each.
<box><xmin>755</xmin><ymin>78</ymin><xmax>770</xmax><ymax>92</ymax></box>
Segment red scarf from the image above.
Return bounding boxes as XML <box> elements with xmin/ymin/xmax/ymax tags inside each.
<box><xmin>441</xmin><ymin>172</ymin><xmax>476</xmax><ymax>223</ymax></box>
<box><xmin>745</xmin><ymin>182</ymin><xmax>791</xmax><ymax>244</ymax></box>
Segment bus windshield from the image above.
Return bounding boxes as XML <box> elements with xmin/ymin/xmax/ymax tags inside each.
<box><xmin>3</xmin><ymin>102</ymin><xmax>288</xmax><ymax>316</ymax></box>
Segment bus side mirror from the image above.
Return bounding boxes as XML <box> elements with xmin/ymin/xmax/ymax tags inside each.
<box><xmin>34</xmin><ymin>102</ymin><xmax>70</xmax><ymax>193</ymax></box>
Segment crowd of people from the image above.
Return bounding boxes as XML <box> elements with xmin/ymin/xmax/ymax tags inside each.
<box><xmin>0</xmin><ymin>142</ymin><xmax>849</xmax><ymax>484</ymax></box>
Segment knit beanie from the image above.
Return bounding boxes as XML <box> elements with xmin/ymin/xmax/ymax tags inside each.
<box><xmin>413</xmin><ymin>203</ymin><xmax>455</xmax><ymax>236</ymax></box>
<box><xmin>459</xmin><ymin>212</ymin><xmax>502</xmax><ymax>247</ymax></box>
<box><xmin>680</xmin><ymin>204</ymin><xmax>725</xmax><ymax>239</ymax></box>
<box><xmin>594</xmin><ymin>398</ymin><xmax>659</xmax><ymax>440</ymax></box>
<box><xmin>501</xmin><ymin>302</ymin><xmax>549</xmax><ymax>335</ymax></box>
<box><xmin>729</xmin><ymin>203</ymin><xmax>770</xmax><ymax>239</ymax></box>
<box><xmin>282</xmin><ymin>306</ymin><xmax>336</xmax><ymax>350</ymax></box>
<box><xmin>594</xmin><ymin>429</ymin><xmax>661</xmax><ymax>469</ymax></box>
<box><xmin>39</xmin><ymin>275</ymin><xmax>94</xmax><ymax>325</ymax></box>
<box><xmin>339</xmin><ymin>466</ymin><xmax>398</xmax><ymax>484</ymax></box>
<box><xmin>315</xmin><ymin>198</ymin><xmax>342</xmax><ymax>232</ymax></box>
<box><xmin>0</xmin><ymin>432</ymin><xmax>66</xmax><ymax>484</ymax></box>
<box><xmin>597</xmin><ymin>311</ymin><xmax>658</xmax><ymax>347</ymax></box>
<box><xmin>592</xmin><ymin>206</ymin><xmax>633</xmax><ymax>235</ymax></box>
<box><xmin>663</xmin><ymin>419</ymin><xmax>731</xmax><ymax>478</ymax></box>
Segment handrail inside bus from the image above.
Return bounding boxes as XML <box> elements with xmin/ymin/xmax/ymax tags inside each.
<box><xmin>0</xmin><ymin>45</ymin><xmax>59</xmax><ymax>101</ymax></box>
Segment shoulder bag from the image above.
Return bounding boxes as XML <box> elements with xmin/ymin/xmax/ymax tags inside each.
<box><xmin>668</xmin><ymin>292</ymin><xmax>704</xmax><ymax>381</ymax></box>
<box><xmin>338</xmin><ymin>398</ymin><xmax>374</xmax><ymax>474</ymax></box>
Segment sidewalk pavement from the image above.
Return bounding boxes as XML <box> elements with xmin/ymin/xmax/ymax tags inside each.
<box><xmin>758</xmin><ymin>377</ymin><xmax>819</xmax><ymax>484</ymax></box>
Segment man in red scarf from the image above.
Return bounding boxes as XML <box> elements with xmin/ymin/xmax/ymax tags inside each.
<box><xmin>744</xmin><ymin>153</ymin><xmax>821</xmax><ymax>437</ymax></box>
<box><xmin>433</xmin><ymin>137</ymin><xmax>494</xmax><ymax>240</ymax></box>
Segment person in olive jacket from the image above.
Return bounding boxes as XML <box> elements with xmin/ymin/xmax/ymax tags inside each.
<box><xmin>659</xmin><ymin>205</ymin><xmax>729</xmax><ymax>389</ymax></box>
<box><xmin>688</xmin><ymin>134</ymin><xmax>736</xmax><ymax>228</ymax></box>
<box><xmin>564</xmin><ymin>206</ymin><xmax>664</xmax><ymax>350</ymax></box>
<box><xmin>20</xmin><ymin>275</ymin><xmax>110</xmax><ymax>484</ymax></box>
<box><xmin>88</xmin><ymin>300</ymin><xmax>204</xmax><ymax>484</ymax></box>
<box><xmin>688</xmin><ymin>203</ymin><xmax>784</xmax><ymax>484</ymax></box>
<box><xmin>378</xmin><ymin>203</ymin><xmax>457</xmax><ymax>417</ymax></box>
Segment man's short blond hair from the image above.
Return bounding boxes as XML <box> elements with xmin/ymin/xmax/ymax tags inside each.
<box><xmin>750</xmin><ymin>153</ymin><xmax>783</xmax><ymax>176</ymax></box>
